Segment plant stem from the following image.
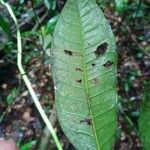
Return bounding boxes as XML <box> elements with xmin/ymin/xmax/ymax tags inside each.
<box><xmin>38</xmin><ymin>106</ymin><xmax>58</xmax><ymax>150</ymax></box>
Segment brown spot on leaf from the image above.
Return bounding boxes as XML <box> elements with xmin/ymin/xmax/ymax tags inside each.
<box><xmin>103</xmin><ymin>60</ymin><xmax>114</xmax><ymax>68</ymax></box>
<box><xmin>95</xmin><ymin>42</ymin><xmax>108</xmax><ymax>56</ymax></box>
<box><xmin>93</xmin><ymin>78</ymin><xmax>100</xmax><ymax>85</ymax></box>
<box><xmin>76</xmin><ymin>79</ymin><xmax>82</xmax><ymax>83</ymax></box>
<box><xmin>75</xmin><ymin>68</ymin><xmax>83</xmax><ymax>72</ymax></box>
<box><xmin>80</xmin><ymin>118</ymin><xmax>92</xmax><ymax>125</ymax></box>
<box><xmin>64</xmin><ymin>50</ymin><xmax>73</xmax><ymax>56</ymax></box>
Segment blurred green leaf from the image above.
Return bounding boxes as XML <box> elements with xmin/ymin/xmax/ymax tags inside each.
<box><xmin>6</xmin><ymin>88</ymin><xmax>18</xmax><ymax>105</ymax></box>
<box><xmin>0</xmin><ymin>15</ymin><xmax>11</xmax><ymax>37</ymax></box>
<box><xmin>44</xmin><ymin>0</ymin><xmax>51</xmax><ymax>9</ymax></box>
<box><xmin>47</xmin><ymin>15</ymin><xmax>59</xmax><ymax>34</ymax></box>
<box><xmin>115</xmin><ymin>0</ymin><xmax>124</xmax><ymax>14</ymax></box>
<box><xmin>20</xmin><ymin>140</ymin><xmax>37</xmax><ymax>150</ymax></box>
<box><xmin>96</xmin><ymin>0</ymin><xmax>113</xmax><ymax>9</ymax></box>
<box><xmin>139</xmin><ymin>81</ymin><xmax>150</xmax><ymax>150</ymax></box>
<box><xmin>39</xmin><ymin>27</ymin><xmax>52</xmax><ymax>50</ymax></box>
<box><xmin>39</xmin><ymin>15</ymin><xmax>59</xmax><ymax>50</ymax></box>
<box><xmin>0</xmin><ymin>15</ymin><xmax>12</xmax><ymax>51</ymax></box>
<box><xmin>20</xmin><ymin>0</ymin><xmax>25</xmax><ymax>4</ymax></box>
<box><xmin>131</xmin><ymin>111</ymin><xmax>139</xmax><ymax>118</ymax></box>
<box><xmin>23</xmin><ymin>51</ymin><xmax>39</xmax><ymax>64</ymax></box>
<box><xmin>114</xmin><ymin>0</ymin><xmax>129</xmax><ymax>14</ymax></box>
<box><xmin>124</xmin><ymin>82</ymin><xmax>129</xmax><ymax>92</ymax></box>
<box><xmin>44</xmin><ymin>0</ymin><xmax>56</xmax><ymax>10</ymax></box>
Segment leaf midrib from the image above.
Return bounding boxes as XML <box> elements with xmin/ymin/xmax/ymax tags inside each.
<box><xmin>76</xmin><ymin>0</ymin><xmax>100</xmax><ymax>149</ymax></box>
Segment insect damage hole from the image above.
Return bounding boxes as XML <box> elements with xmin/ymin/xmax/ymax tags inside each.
<box><xmin>92</xmin><ymin>63</ymin><xmax>96</xmax><ymax>67</ymax></box>
<box><xmin>103</xmin><ymin>60</ymin><xmax>114</xmax><ymax>68</ymax></box>
<box><xmin>80</xmin><ymin>118</ymin><xmax>92</xmax><ymax>125</ymax></box>
<box><xmin>75</xmin><ymin>68</ymin><xmax>83</xmax><ymax>72</ymax></box>
<box><xmin>95</xmin><ymin>42</ymin><xmax>108</xmax><ymax>56</ymax></box>
<box><xmin>64</xmin><ymin>50</ymin><xmax>73</xmax><ymax>56</ymax></box>
<box><xmin>76</xmin><ymin>79</ymin><xmax>82</xmax><ymax>83</ymax></box>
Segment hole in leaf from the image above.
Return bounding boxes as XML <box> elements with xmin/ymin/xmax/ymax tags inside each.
<box><xmin>76</xmin><ymin>79</ymin><xmax>82</xmax><ymax>83</ymax></box>
<box><xmin>103</xmin><ymin>60</ymin><xmax>114</xmax><ymax>68</ymax></box>
<box><xmin>64</xmin><ymin>50</ymin><xmax>73</xmax><ymax>56</ymax></box>
<box><xmin>75</xmin><ymin>68</ymin><xmax>83</xmax><ymax>72</ymax></box>
<box><xmin>95</xmin><ymin>42</ymin><xmax>108</xmax><ymax>56</ymax></box>
<box><xmin>92</xmin><ymin>63</ymin><xmax>96</xmax><ymax>67</ymax></box>
<box><xmin>80</xmin><ymin>118</ymin><xmax>92</xmax><ymax>125</ymax></box>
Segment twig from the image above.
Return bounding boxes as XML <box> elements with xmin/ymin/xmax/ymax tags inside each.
<box><xmin>0</xmin><ymin>1</ymin><xmax>62</xmax><ymax>150</ymax></box>
<box><xmin>38</xmin><ymin>106</ymin><xmax>58</xmax><ymax>150</ymax></box>
<box><xmin>105</xmin><ymin>14</ymin><xmax>122</xmax><ymax>23</ymax></box>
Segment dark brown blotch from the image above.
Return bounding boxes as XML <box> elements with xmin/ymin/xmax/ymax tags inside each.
<box><xmin>80</xmin><ymin>118</ymin><xmax>92</xmax><ymax>125</ymax></box>
<box><xmin>76</xmin><ymin>79</ymin><xmax>82</xmax><ymax>83</ymax></box>
<box><xmin>95</xmin><ymin>42</ymin><xmax>108</xmax><ymax>56</ymax></box>
<box><xmin>75</xmin><ymin>68</ymin><xmax>83</xmax><ymax>72</ymax></box>
<box><xmin>103</xmin><ymin>60</ymin><xmax>114</xmax><ymax>68</ymax></box>
<box><xmin>64</xmin><ymin>50</ymin><xmax>73</xmax><ymax>56</ymax></box>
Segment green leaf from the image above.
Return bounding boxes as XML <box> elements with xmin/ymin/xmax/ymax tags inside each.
<box><xmin>114</xmin><ymin>0</ymin><xmax>124</xmax><ymax>14</ymax></box>
<box><xmin>47</xmin><ymin>15</ymin><xmax>59</xmax><ymax>34</ymax></box>
<box><xmin>139</xmin><ymin>82</ymin><xmax>150</xmax><ymax>150</ymax></box>
<box><xmin>44</xmin><ymin>0</ymin><xmax>51</xmax><ymax>9</ymax></box>
<box><xmin>0</xmin><ymin>15</ymin><xmax>11</xmax><ymax>37</ymax></box>
<box><xmin>20</xmin><ymin>140</ymin><xmax>37</xmax><ymax>150</ymax></box>
<box><xmin>6</xmin><ymin>88</ymin><xmax>18</xmax><ymax>105</ymax></box>
<box><xmin>44</xmin><ymin>0</ymin><xmax>56</xmax><ymax>10</ymax></box>
<box><xmin>51</xmin><ymin>0</ymin><xmax>117</xmax><ymax>149</ymax></box>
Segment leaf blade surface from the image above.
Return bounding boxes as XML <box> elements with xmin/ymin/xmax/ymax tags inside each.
<box><xmin>52</xmin><ymin>0</ymin><xmax>117</xmax><ymax>149</ymax></box>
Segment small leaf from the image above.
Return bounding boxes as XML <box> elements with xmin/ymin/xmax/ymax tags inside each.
<box><xmin>114</xmin><ymin>0</ymin><xmax>124</xmax><ymax>14</ymax></box>
<box><xmin>44</xmin><ymin>0</ymin><xmax>56</xmax><ymax>10</ymax></box>
<box><xmin>0</xmin><ymin>16</ymin><xmax>11</xmax><ymax>37</ymax></box>
<box><xmin>47</xmin><ymin>15</ymin><xmax>59</xmax><ymax>34</ymax></box>
<box><xmin>6</xmin><ymin>88</ymin><xmax>17</xmax><ymax>105</ymax></box>
<box><xmin>51</xmin><ymin>0</ymin><xmax>117</xmax><ymax>149</ymax></box>
<box><xmin>44</xmin><ymin>0</ymin><xmax>51</xmax><ymax>9</ymax></box>
<box><xmin>20</xmin><ymin>140</ymin><xmax>36</xmax><ymax>150</ymax></box>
